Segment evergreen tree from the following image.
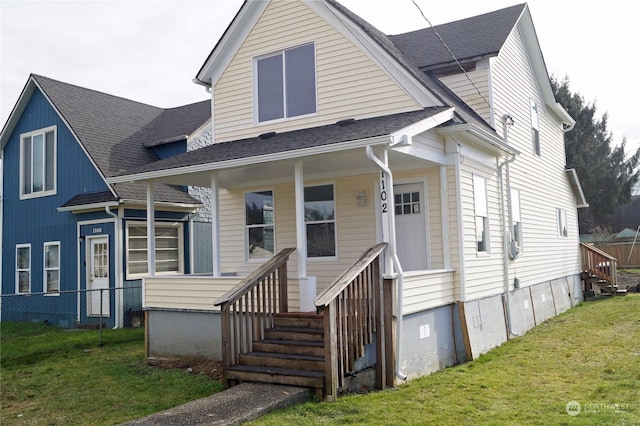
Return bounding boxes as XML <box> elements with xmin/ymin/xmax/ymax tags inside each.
<box><xmin>552</xmin><ymin>77</ymin><xmax>640</xmax><ymax>233</ymax></box>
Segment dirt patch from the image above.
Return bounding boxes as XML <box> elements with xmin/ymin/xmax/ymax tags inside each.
<box><xmin>147</xmin><ymin>357</ymin><xmax>224</xmax><ymax>381</ymax></box>
<box><xmin>617</xmin><ymin>270</ymin><xmax>640</xmax><ymax>292</ymax></box>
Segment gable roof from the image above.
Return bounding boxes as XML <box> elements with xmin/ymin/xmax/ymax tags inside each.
<box><xmin>1</xmin><ymin>74</ymin><xmax>209</xmax><ymax>205</ymax></box>
<box><xmin>388</xmin><ymin>4</ymin><xmax>526</xmax><ymax>70</ymax></box>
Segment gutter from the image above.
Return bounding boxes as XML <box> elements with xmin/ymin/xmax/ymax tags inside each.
<box><xmin>365</xmin><ymin>145</ymin><xmax>407</xmax><ymax>382</ymax></box>
<box><xmin>498</xmin><ymin>115</ymin><xmax>519</xmax><ymax>338</ymax></box>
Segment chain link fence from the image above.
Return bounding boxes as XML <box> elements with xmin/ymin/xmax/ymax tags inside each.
<box><xmin>1</xmin><ymin>285</ymin><xmax>143</xmax><ymax>347</ymax></box>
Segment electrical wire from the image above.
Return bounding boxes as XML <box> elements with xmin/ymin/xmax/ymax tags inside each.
<box><xmin>411</xmin><ymin>0</ymin><xmax>492</xmax><ymax>112</ymax></box>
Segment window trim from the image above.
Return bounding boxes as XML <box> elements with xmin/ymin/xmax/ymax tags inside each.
<box><xmin>125</xmin><ymin>221</ymin><xmax>185</xmax><ymax>279</ymax></box>
<box><xmin>305</xmin><ymin>183</ymin><xmax>337</xmax><ymax>260</ymax></box>
<box><xmin>44</xmin><ymin>241</ymin><xmax>61</xmax><ymax>295</ymax></box>
<box><xmin>16</xmin><ymin>244</ymin><xmax>31</xmax><ymax>294</ymax></box>
<box><xmin>244</xmin><ymin>189</ymin><xmax>276</xmax><ymax>262</ymax></box>
<box><xmin>473</xmin><ymin>174</ymin><xmax>490</xmax><ymax>255</ymax></box>
<box><xmin>530</xmin><ymin>99</ymin><xmax>540</xmax><ymax>156</ymax></box>
<box><xmin>557</xmin><ymin>208</ymin><xmax>568</xmax><ymax>238</ymax></box>
<box><xmin>19</xmin><ymin>125</ymin><xmax>57</xmax><ymax>199</ymax></box>
<box><xmin>253</xmin><ymin>42</ymin><xmax>318</xmax><ymax>125</ymax></box>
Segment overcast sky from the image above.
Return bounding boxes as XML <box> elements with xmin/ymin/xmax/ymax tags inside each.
<box><xmin>1</xmin><ymin>0</ymin><xmax>638</xmax><ymax>155</ymax></box>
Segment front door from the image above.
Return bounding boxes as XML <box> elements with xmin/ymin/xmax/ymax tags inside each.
<box><xmin>394</xmin><ymin>183</ymin><xmax>429</xmax><ymax>271</ymax></box>
<box><xmin>87</xmin><ymin>236</ymin><xmax>110</xmax><ymax>317</ymax></box>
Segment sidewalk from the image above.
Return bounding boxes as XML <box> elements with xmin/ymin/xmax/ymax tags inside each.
<box><xmin>121</xmin><ymin>382</ymin><xmax>311</xmax><ymax>426</ymax></box>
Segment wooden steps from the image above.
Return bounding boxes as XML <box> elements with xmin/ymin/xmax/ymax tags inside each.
<box><xmin>225</xmin><ymin>312</ymin><xmax>326</xmax><ymax>393</ymax></box>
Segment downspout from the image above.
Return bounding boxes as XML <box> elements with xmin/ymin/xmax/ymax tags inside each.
<box><xmin>105</xmin><ymin>205</ymin><xmax>122</xmax><ymax>328</ymax></box>
<box><xmin>498</xmin><ymin>115</ymin><xmax>519</xmax><ymax>338</ymax></box>
<box><xmin>365</xmin><ymin>145</ymin><xmax>407</xmax><ymax>381</ymax></box>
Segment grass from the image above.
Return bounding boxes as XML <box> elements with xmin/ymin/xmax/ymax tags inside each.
<box><xmin>0</xmin><ymin>325</ymin><xmax>222</xmax><ymax>425</ymax></box>
<box><xmin>250</xmin><ymin>295</ymin><xmax>640</xmax><ymax>425</ymax></box>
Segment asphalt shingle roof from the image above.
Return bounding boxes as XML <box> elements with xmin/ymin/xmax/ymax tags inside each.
<box><xmin>113</xmin><ymin>107</ymin><xmax>451</xmax><ymax>176</ymax></box>
<box><xmin>388</xmin><ymin>4</ymin><xmax>526</xmax><ymax>70</ymax></box>
<box><xmin>31</xmin><ymin>74</ymin><xmax>208</xmax><ymax>205</ymax></box>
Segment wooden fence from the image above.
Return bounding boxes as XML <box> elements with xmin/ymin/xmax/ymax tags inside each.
<box><xmin>591</xmin><ymin>242</ymin><xmax>640</xmax><ymax>268</ymax></box>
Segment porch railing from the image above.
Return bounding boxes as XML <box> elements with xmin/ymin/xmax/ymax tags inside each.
<box><xmin>580</xmin><ymin>243</ymin><xmax>618</xmax><ymax>286</ymax></box>
<box><xmin>315</xmin><ymin>242</ymin><xmax>388</xmax><ymax>401</ymax></box>
<box><xmin>214</xmin><ymin>247</ymin><xmax>295</xmax><ymax>376</ymax></box>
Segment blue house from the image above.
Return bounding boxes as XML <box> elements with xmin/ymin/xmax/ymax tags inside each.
<box><xmin>0</xmin><ymin>74</ymin><xmax>211</xmax><ymax>328</ymax></box>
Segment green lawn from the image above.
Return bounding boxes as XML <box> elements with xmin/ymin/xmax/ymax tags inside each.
<box><xmin>0</xmin><ymin>325</ymin><xmax>222</xmax><ymax>425</ymax></box>
<box><xmin>250</xmin><ymin>295</ymin><xmax>640</xmax><ymax>425</ymax></box>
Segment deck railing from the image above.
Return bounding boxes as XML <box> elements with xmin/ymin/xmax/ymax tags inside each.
<box><xmin>580</xmin><ymin>243</ymin><xmax>618</xmax><ymax>286</ymax></box>
<box><xmin>315</xmin><ymin>243</ymin><xmax>388</xmax><ymax>401</ymax></box>
<box><xmin>214</xmin><ymin>247</ymin><xmax>295</xmax><ymax>379</ymax></box>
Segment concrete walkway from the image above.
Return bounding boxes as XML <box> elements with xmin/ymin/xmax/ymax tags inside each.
<box><xmin>121</xmin><ymin>383</ymin><xmax>311</xmax><ymax>426</ymax></box>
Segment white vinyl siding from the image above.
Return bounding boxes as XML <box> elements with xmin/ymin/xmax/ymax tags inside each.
<box><xmin>482</xmin><ymin>26</ymin><xmax>580</xmax><ymax>291</ymax></box>
<box><xmin>19</xmin><ymin>126</ymin><xmax>57</xmax><ymax>199</ymax></box>
<box><xmin>439</xmin><ymin>69</ymin><xmax>492</xmax><ymax>124</ymax></box>
<box><xmin>44</xmin><ymin>242</ymin><xmax>60</xmax><ymax>294</ymax></box>
<box><xmin>126</xmin><ymin>222</ymin><xmax>184</xmax><ymax>279</ymax></box>
<box><xmin>213</xmin><ymin>0</ymin><xmax>421</xmax><ymax>142</ymax></box>
<box><xmin>16</xmin><ymin>244</ymin><xmax>31</xmax><ymax>294</ymax></box>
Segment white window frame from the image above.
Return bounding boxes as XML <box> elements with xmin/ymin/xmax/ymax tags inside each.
<box><xmin>510</xmin><ymin>188</ymin><xmax>523</xmax><ymax>251</ymax></box>
<box><xmin>305</xmin><ymin>183</ymin><xmax>337</xmax><ymax>260</ymax></box>
<box><xmin>19</xmin><ymin>125</ymin><xmax>57</xmax><ymax>199</ymax></box>
<box><xmin>16</xmin><ymin>244</ymin><xmax>31</xmax><ymax>294</ymax></box>
<box><xmin>44</xmin><ymin>241</ymin><xmax>61</xmax><ymax>294</ymax></box>
<box><xmin>530</xmin><ymin>99</ymin><xmax>540</xmax><ymax>156</ymax></box>
<box><xmin>557</xmin><ymin>208</ymin><xmax>568</xmax><ymax>238</ymax></box>
<box><xmin>244</xmin><ymin>189</ymin><xmax>275</xmax><ymax>262</ymax></box>
<box><xmin>125</xmin><ymin>221</ymin><xmax>184</xmax><ymax>279</ymax></box>
<box><xmin>253</xmin><ymin>42</ymin><xmax>317</xmax><ymax>125</ymax></box>
<box><xmin>473</xmin><ymin>175</ymin><xmax>490</xmax><ymax>254</ymax></box>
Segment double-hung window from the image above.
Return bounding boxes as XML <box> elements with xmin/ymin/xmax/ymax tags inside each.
<box><xmin>473</xmin><ymin>175</ymin><xmax>489</xmax><ymax>253</ymax></box>
<box><xmin>510</xmin><ymin>188</ymin><xmax>523</xmax><ymax>250</ymax></box>
<box><xmin>305</xmin><ymin>184</ymin><xmax>336</xmax><ymax>258</ymax></box>
<box><xmin>126</xmin><ymin>222</ymin><xmax>184</xmax><ymax>278</ymax></box>
<box><xmin>245</xmin><ymin>190</ymin><xmax>275</xmax><ymax>260</ymax></box>
<box><xmin>530</xmin><ymin>100</ymin><xmax>540</xmax><ymax>156</ymax></box>
<box><xmin>557</xmin><ymin>208</ymin><xmax>568</xmax><ymax>237</ymax></box>
<box><xmin>44</xmin><ymin>242</ymin><xmax>60</xmax><ymax>294</ymax></box>
<box><xmin>16</xmin><ymin>244</ymin><xmax>31</xmax><ymax>294</ymax></box>
<box><xmin>20</xmin><ymin>126</ymin><xmax>57</xmax><ymax>198</ymax></box>
<box><xmin>256</xmin><ymin>43</ymin><xmax>316</xmax><ymax>122</ymax></box>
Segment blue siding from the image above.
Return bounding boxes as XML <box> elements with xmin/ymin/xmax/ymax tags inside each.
<box><xmin>151</xmin><ymin>140</ymin><xmax>186</xmax><ymax>160</ymax></box>
<box><xmin>1</xmin><ymin>89</ymin><xmax>111</xmax><ymax>326</ymax></box>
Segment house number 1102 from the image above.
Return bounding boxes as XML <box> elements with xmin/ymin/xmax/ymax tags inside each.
<box><xmin>380</xmin><ymin>173</ymin><xmax>388</xmax><ymax>213</ymax></box>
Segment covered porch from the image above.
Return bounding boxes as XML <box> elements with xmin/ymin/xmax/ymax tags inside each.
<box><xmin>107</xmin><ymin>109</ymin><xmax>474</xmax><ymax>398</ymax></box>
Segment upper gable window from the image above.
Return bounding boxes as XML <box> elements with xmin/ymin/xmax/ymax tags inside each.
<box><xmin>530</xmin><ymin>100</ymin><xmax>540</xmax><ymax>156</ymax></box>
<box><xmin>256</xmin><ymin>43</ymin><xmax>316</xmax><ymax>123</ymax></box>
<box><xmin>20</xmin><ymin>126</ymin><xmax>57</xmax><ymax>199</ymax></box>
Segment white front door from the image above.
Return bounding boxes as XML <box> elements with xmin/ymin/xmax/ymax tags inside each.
<box><xmin>394</xmin><ymin>183</ymin><xmax>429</xmax><ymax>271</ymax></box>
<box><xmin>88</xmin><ymin>236</ymin><xmax>110</xmax><ymax>317</ymax></box>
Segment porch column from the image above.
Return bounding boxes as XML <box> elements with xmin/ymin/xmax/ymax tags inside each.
<box><xmin>295</xmin><ymin>161</ymin><xmax>315</xmax><ymax>311</ymax></box>
<box><xmin>146</xmin><ymin>181</ymin><xmax>156</xmax><ymax>276</ymax></box>
<box><xmin>210</xmin><ymin>172</ymin><xmax>221</xmax><ymax>277</ymax></box>
<box><xmin>440</xmin><ymin>165</ymin><xmax>452</xmax><ymax>269</ymax></box>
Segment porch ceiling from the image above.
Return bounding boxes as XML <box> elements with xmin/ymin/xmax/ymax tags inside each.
<box><xmin>118</xmin><ymin>147</ymin><xmax>436</xmax><ymax>189</ymax></box>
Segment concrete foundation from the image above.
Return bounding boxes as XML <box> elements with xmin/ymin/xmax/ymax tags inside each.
<box><xmin>529</xmin><ymin>282</ymin><xmax>556</xmax><ymax>325</ymax></box>
<box><xmin>147</xmin><ymin>309</ymin><xmax>222</xmax><ymax>360</ymax></box>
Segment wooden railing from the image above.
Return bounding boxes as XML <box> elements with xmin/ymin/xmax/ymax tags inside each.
<box><xmin>580</xmin><ymin>243</ymin><xmax>618</xmax><ymax>286</ymax></box>
<box><xmin>214</xmin><ymin>247</ymin><xmax>295</xmax><ymax>380</ymax></box>
<box><xmin>315</xmin><ymin>243</ymin><xmax>388</xmax><ymax>401</ymax></box>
